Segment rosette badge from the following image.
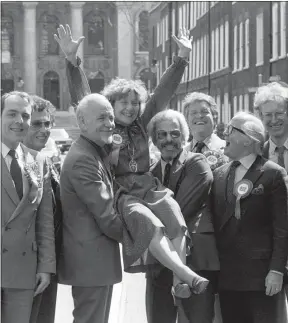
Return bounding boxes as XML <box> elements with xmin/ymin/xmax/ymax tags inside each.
<box><xmin>203</xmin><ymin>150</ymin><xmax>228</xmax><ymax>171</ymax></box>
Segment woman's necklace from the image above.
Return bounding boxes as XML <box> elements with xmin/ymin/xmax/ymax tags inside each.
<box><xmin>127</xmin><ymin>142</ymin><xmax>138</xmax><ymax>172</ymax></box>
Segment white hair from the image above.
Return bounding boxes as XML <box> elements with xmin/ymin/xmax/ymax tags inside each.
<box><xmin>254</xmin><ymin>82</ymin><xmax>288</xmax><ymax>114</ymax></box>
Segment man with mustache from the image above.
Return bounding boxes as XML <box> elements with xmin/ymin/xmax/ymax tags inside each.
<box><xmin>1</xmin><ymin>91</ymin><xmax>56</xmax><ymax>323</ymax></box>
<box><xmin>58</xmin><ymin>93</ymin><xmax>123</xmax><ymax>323</ymax></box>
<box><xmin>183</xmin><ymin>92</ymin><xmax>225</xmax><ymax>154</ymax></box>
<box><xmin>22</xmin><ymin>95</ymin><xmax>62</xmax><ymax>323</ymax></box>
<box><xmin>253</xmin><ymin>81</ymin><xmax>288</xmax><ymax>321</ymax></box>
<box><xmin>146</xmin><ymin>109</ymin><xmax>220</xmax><ymax>323</ymax></box>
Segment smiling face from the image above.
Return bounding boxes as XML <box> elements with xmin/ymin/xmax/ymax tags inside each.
<box><xmin>155</xmin><ymin>119</ymin><xmax>184</xmax><ymax>162</ymax></box>
<box><xmin>1</xmin><ymin>95</ymin><xmax>32</xmax><ymax>149</ymax></box>
<box><xmin>260</xmin><ymin>101</ymin><xmax>288</xmax><ymax>140</ymax></box>
<box><xmin>24</xmin><ymin>110</ymin><xmax>51</xmax><ymax>151</ymax></box>
<box><xmin>113</xmin><ymin>91</ymin><xmax>141</xmax><ymax>126</ymax></box>
<box><xmin>186</xmin><ymin>101</ymin><xmax>215</xmax><ymax>140</ymax></box>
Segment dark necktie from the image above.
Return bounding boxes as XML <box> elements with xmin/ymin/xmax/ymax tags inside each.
<box><xmin>276</xmin><ymin>146</ymin><xmax>285</xmax><ymax>168</ymax></box>
<box><xmin>8</xmin><ymin>149</ymin><xmax>23</xmax><ymax>200</ymax></box>
<box><xmin>226</xmin><ymin>160</ymin><xmax>241</xmax><ymax>203</ymax></box>
<box><xmin>163</xmin><ymin>163</ymin><xmax>171</xmax><ymax>187</ymax></box>
<box><xmin>195</xmin><ymin>141</ymin><xmax>205</xmax><ymax>153</ymax></box>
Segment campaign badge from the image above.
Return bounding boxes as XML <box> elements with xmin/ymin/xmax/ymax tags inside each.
<box><xmin>206</xmin><ymin>155</ymin><xmax>218</xmax><ymax>166</ymax></box>
<box><xmin>233</xmin><ymin>179</ymin><xmax>253</xmax><ymax>220</ymax></box>
<box><xmin>112</xmin><ymin>134</ymin><xmax>122</xmax><ymax>145</ymax></box>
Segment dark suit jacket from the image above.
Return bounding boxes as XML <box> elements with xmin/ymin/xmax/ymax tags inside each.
<box><xmin>151</xmin><ymin>149</ymin><xmax>220</xmax><ymax>271</ymax></box>
<box><xmin>1</xmin><ymin>144</ymin><xmax>56</xmax><ymax>289</ymax></box>
<box><xmin>58</xmin><ymin>135</ymin><xmax>123</xmax><ymax>287</ymax></box>
<box><xmin>211</xmin><ymin>155</ymin><xmax>288</xmax><ymax>291</ymax></box>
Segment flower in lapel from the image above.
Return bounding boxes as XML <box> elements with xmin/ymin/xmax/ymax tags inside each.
<box><xmin>203</xmin><ymin>149</ymin><xmax>229</xmax><ymax>171</ymax></box>
<box><xmin>24</xmin><ymin>160</ymin><xmax>41</xmax><ymax>203</ymax></box>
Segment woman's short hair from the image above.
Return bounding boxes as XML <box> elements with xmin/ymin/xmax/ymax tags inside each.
<box><xmin>182</xmin><ymin>92</ymin><xmax>219</xmax><ymax>125</ymax></box>
<box><xmin>253</xmin><ymin>82</ymin><xmax>288</xmax><ymax>115</ymax></box>
<box><xmin>1</xmin><ymin>91</ymin><xmax>34</xmax><ymax>114</ymax></box>
<box><xmin>101</xmin><ymin>78</ymin><xmax>148</xmax><ymax>115</ymax></box>
<box><xmin>147</xmin><ymin>109</ymin><xmax>190</xmax><ymax>146</ymax></box>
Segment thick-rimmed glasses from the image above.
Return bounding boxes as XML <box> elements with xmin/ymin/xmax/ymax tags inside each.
<box><xmin>225</xmin><ymin>124</ymin><xmax>247</xmax><ymax>136</ymax></box>
<box><xmin>31</xmin><ymin>120</ymin><xmax>52</xmax><ymax>130</ymax></box>
<box><xmin>156</xmin><ymin>130</ymin><xmax>181</xmax><ymax>140</ymax></box>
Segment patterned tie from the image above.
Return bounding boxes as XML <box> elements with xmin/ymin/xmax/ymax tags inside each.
<box><xmin>195</xmin><ymin>141</ymin><xmax>205</xmax><ymax>153</ymax></box>
<box><xmin>226</xmin><ymin>160</ymin><xmax>241</xmax><ymax>203</ymax></box>
<box><xmin>276</xmin><ymin>146</ymin><xmax>285</xmax><ymax>168</ymax></box>
<box><xmin>163</xmin><ymin>163</ymin><xmax>171</xmax><ymax>187</ymax></box>
<box><xmin>8</xmin><ymin>149</ymin><xmax>23</xmax><ymax>200</ymax></box>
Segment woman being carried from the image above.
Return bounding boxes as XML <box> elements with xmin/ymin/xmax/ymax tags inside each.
<box><xmin>55</xmin><ymin>25</ymin><xmax>209</xmax><ymax>300</ymax></box>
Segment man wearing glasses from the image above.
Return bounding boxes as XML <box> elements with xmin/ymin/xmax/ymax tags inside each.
<box><xmin>23</xmin><ymin>96</ymin><xmax>62</xmax><ymax>323</ymax></box>
<box><xmin>211</xmin><ymin>112</ymin><xmax>288</xmax><ymax>323</ymax></box>
<box><xmin>146</xmin><ymin>109</ymin><xmax>220</xmax><ymax>323</ymax></box>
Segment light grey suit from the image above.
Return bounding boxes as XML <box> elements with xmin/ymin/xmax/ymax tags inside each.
<box><xmin>1</xmin><ymin>144</ymin><xmax>56</xmax><ymax>323</ymax></box>
<box><xmin>58</xmin><ymin>135</ymin><xmax>123</xmax><ymax>323</ymax></box>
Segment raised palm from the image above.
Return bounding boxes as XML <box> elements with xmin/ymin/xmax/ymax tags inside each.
<box><xmin>172</xmin><ymin>28</ymin><xmax>192</xmax><ymax>53</ymax></box>
<box><xmin>54</xmin><ymin>24</ymin><xmax>84</xmax><ymax>57</ymax></box>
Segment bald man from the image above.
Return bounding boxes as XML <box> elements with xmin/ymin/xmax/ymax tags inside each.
<box><xmin>210</xmin><ymin>112</ymin><xmax>288</xmax><ymax>323</ymax></box>
<box><xmin>58</xmin><ymin>94</ymin><xmax>123</xmax><ymax>323</ymax></box>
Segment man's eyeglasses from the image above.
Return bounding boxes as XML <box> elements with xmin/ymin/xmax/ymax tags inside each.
<box><xmin>157</xmin><ymin>130</ymin><xmax>181</xmax><ymax>140</ymax></box>
<box><xmin>261</xmin><ymin>111</ymin><xmax>287</xmax><ymax>120</ymax></box>
<box><xmin>31</xmin><ymin>121</ymin><xmax>52</xmax><ymax>130</ymax></box>
<box><xmin>225</xmin><ymin>125</ymin><xmax>247</xmax><ymax>136</ymax></box>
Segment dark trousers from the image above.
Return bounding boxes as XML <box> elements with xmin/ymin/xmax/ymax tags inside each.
<box><xmin>1</xmin><ymin>288</ymin><xmax>34</xmax><ymax>323</ymax></box>
<box><xmin>71</xmin><ymin>285</ymin><xmax>113</xmax><ymax>323</ymax></box>
<box><xmin>146</xmin><ymin>268</ymin><xmax>217</xmax><ymax>323</ymax></box>
<box><xmin>219</xmin><ymin>290</ymin><xmax>286</xmax><ymax>323</ymax></box>
<box><xmin>29</xmin><ymin>277</ymin><xmax>58</xmax><ymax>323</ymax></box>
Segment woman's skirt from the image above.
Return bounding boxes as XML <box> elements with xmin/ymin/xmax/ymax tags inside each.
<box><xmin>115</xmin><ymin>172</ymin><xmax>189</xmax><ymax>273</ymax></box>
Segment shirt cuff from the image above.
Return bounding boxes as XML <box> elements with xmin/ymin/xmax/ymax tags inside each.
<box><xmin>270</xmin><ymin>270</ymin><xmax>284</xmax><ymax>276</ymax></box>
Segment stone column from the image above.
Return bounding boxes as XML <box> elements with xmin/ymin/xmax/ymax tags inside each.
<box><xmin>23</xmin><ymin>2</ymin><xmax>38</xmax><ymax>94</ymax></box>
<box><xmin>116</xmin><ymin>3</ymin><xmax>133</xmax><ymax>79</ymax></box>
<box><xmin>70</xmin><ymin>2</ymin><xmax>85</xmax><ymax>62</ymax></box>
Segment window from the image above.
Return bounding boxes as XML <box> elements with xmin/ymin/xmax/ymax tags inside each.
<box><xmin>233</xmin><ymin>96</ymin><xmax>237</xmax><ymax>115</ymax></box>
<box><xmin>156</xmin><ymin>22</ymin><xmax>160</xmax><ymax>46</ymax></box>
<box><xmin>239</xmin><ymin>21</ymin><xmax>243</xmax><ymax>70</ymax></box>
<box><xmin>239</xmin><ymin>94</ymin><xmax>243</xmax><ymax>111</ymax></box>
<box><xmin>172</xmin><ymin>8</ymin><xmax>176</xmax><ymax>36</ymax></box>
<box><xmin>280</xmin><ymin>2</ymin><xmax>286</xmax><ymax>57</ymax></box>
<box><xmin>244</xmin><ymin>93</ymin><xmax>249</xmax><ymax>112</ymax></box>
<box><xmin>138</xmin><ymin>11</ymin><xmax>149</xmax><ymax>51</ymax></box>
<box><xmin>271</xmin><ymin>2</ymin><xmax>279</xmax><ymax>59</ymax></box>
<box><xmin>1</xmin><ymin>16</ymin><xmax>14</xmax><ymax>62</ymax></box>
<box><xmin>216</xmin><ymin>95</ymin><xmax>221</xmax><ymax>121</ymax></box>
<box><xmin>244</xmin><ymin>18</ymin><xmax>250</xmax><ymax>68</ymax></box>
<box><xmin>233</xmin><ymin>24</ymin><xmax>238</xmax><ymax>71</ymax></box>
<box><xmin>215</xmin><ymin>26</ymin><xmax>219</xmax><ymax>71</ymax></box>
<box><xmin>179</xmin><ymin>5</ymin><xmax>183</xmax><ymax>32</ymax></box>
<box><xmin>211</xmin><ymin>29</ymin><xmax>215</xmax><ymax>72</ymax></box>
<box><xmin>189</xmin><ymin>48</ymin><xmax>193</xmax><ymax>80</ymax></box>
<box><xmin>203</xmin><ymin>34</ymin><xmax>207</xmax><ymax>75</ymax></box>
<box><xmin>193</xmin><ymin>2</ymin><xmax>197</xmax><ymax>28</ymax></box>
<box><xmin>200</xmin><ymin>36</ymin><xmax>204</xmax><ymax>76</ymax></box>
<box><xmin>223</xmin><ymin>92</ymin><xmax>230</xmax><ymax>124</ymax></box>
<box><xmin>196</xmin><ymin>38</ymin><xmax>200</xmax><ymax>77</ymax></box>
<box><xmin>220</xmin><ymin>23</ymin><xmax>224</xmax><ymax>69</ymax></box>
<box><xmin>40</xmin><ymin>14</ymin><xmax>59</xmax><ymax>55</ymax></box>
<box><xmin>224</xmin><ymin>19</ymin><xmax>229</xmax><ymax>67</ymax></box>
<box><xmin>84</xmin><ymin>12</ymin><xmax>105</xmax><ymax>55</ymax></box>
<box><xmin>192</xmin><ymin>41</ymin><xmax>196</xmax><ymax>79</ymax></box>
<box><xmin>256</xmin><ymin>12</ymin><xmax>264</xmax><ymax>65</ymax></box>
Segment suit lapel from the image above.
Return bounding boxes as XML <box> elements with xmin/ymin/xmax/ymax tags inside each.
<box><xmin>219</xmin><ymin>156</ymin><xmax>264</xmax><ymax>230</ymax></box>
<box><xmin>170</xmin><ymin>150</ymin><xmax>188</xmax><ymax>193</ymax></box>
<box><xmin>1</xmin><ymin>155</ymin><xmax>20</xmax><ymax>206</ymax></box>
<box><xmin>151</xmin><ymin>161</ymin><xmax>162</xmax><ymax>182</ymax></box>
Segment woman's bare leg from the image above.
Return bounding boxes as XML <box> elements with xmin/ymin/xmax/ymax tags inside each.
<box><xmin>171</xmin><ymin>234</ymin><xmax>186</xmax><ymax>287</ymax></box>
<box><xmin>148</xmin><ymin>227</ymin><xmax>208</xmax><ymax>293</ymax></box>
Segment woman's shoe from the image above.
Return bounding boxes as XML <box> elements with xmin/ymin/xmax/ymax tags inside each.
<box><xmin>171</xmin><ymin>283</ymin><xmax>191</xmax><ymax>306</ymax></box>
<box><xmin>190</xmin><ymin>276</ymin><xmax>209</xmax><ymax>295</ymax></box>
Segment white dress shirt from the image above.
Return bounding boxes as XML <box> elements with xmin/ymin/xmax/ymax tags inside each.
<box><xmin>268</xmin><ymin>137</ymin><xmax>288</xmax><ymax>171</ymax></box>
<box><xmin>185</xmin><ymin>133</ymin><xmax>226</xmax><ymax>154</ymax></box>
<box><xmin>234</xmin><ymin>153</ymin><xmax>257</xmax><ymax>184</ymax></box>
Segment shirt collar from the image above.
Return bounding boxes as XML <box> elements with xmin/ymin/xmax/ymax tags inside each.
<box><xmin>160</xmin><ymin>158</ymin><xmax>173</xmax><ymax>170</ymax></box>
<box><xmin>1</xmin><ymin>142</ymin><xmax>23</xmax><ymax>159</ymax></box>
<box><xmin>191</xmin><ymin>133</ymin><xmax>213</xmax><ymax>150</ymax></box>
<box><xmin>238</xmin><ymin>153</ymin><xmax>257</xmax><ymax>170</ymax></box>
<box><xmin>269</xmin><ymin>137</ymin><xmax>288</xmax><ymax>153</ymax></box>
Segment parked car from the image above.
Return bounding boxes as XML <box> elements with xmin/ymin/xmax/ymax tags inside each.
<box><xmin>41</xmin><ymin>137</ymin><xmax>62</xmax><ymax>173</ymax></box>
<box><xmin>50</xmin><ymin>128</ymin><xmax>73</xmax><ymax>153</ymax></box>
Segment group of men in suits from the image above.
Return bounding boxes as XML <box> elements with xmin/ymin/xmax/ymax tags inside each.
<box><xmin>2</xmin><ymin>81</ymin><xmax>288</xmax><ymax>323</ymax></box>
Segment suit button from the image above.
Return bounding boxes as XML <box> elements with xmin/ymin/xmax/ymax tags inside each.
<box><xmin>2</xmin><ymin>248</ymin><xmax>8</xmax><ymax>253</ymax></box>
<box><xmin>22</xmin><ymin>252</ymin><xmax>26</xmax><ymax>256</ymax></box>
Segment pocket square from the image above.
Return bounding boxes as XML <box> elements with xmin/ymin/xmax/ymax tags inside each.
<box><xmin>251</xmin><ymin>184</ymin><xmax>264</xmax><ymax>195</ymax></box>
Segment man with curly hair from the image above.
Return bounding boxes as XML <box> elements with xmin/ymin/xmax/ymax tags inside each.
<box><xmin>23</xmin><ymin>96</ymin><xmax>62</xmax><ymax>323</ymax></box>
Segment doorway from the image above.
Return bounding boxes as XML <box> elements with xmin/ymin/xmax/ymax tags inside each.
<box><xmin>43</xmin><ymin>71</ymin><xmax>60</xmax><ymax>109</ymax></box>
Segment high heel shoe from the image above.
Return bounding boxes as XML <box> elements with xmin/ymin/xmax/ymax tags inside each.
<box><xmin>171</xmin><ymin>283</ymin><xmax>191</xmax><ymax>306</ymax></box>
<box><xmin>190</xmin><ymin>276</ymin><xmax>209</xmax><ymax>295</ymax></box>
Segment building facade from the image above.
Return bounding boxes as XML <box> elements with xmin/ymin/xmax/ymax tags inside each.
<box><xmin>1</xmin><ymin>1</ymin><xmax>153</xmax><ymax>110</ymax></box>
<box><xmin>149</xmin><ymin>1</ymin><xmax>288</xmax><ymax>124</ymax></box>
